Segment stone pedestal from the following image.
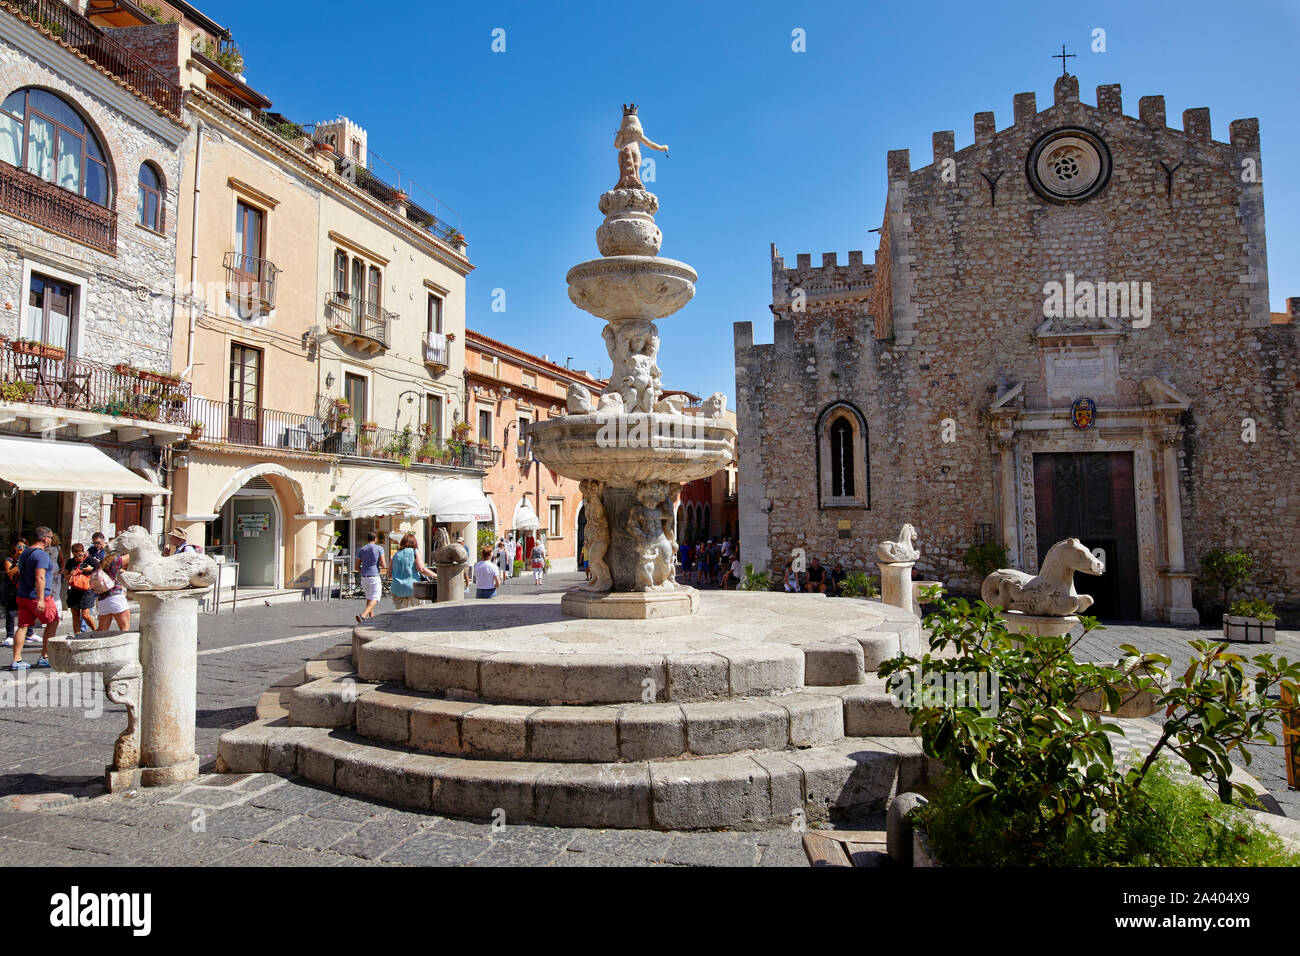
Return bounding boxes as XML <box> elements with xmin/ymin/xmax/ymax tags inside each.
<box><xmin>48</xmin><ymin>631</ymin><xmax>142</xmax><ymax>793</ymax></box>
<box><xmin>1162</xmin><ymin>571</ymin><xmax>1199</xmax><ymax>625</ymax></box>
<box><xmin>878</xmin><ymin>562</ymin><xmax>916</xmax><ymax>617</ymax></box>
<box><xmin>134</xmin><ymin>588</ymin><xmax>207</xmax><ymax>787</ymax></box>
<box><xmin>436</xmin><ymin>564</ymin><xmax>468</xmax><ymax>602</ymax></box>
<box><xmin>561</xmin><ymin>586</ymin><xmax>698</xmax><ymax>620</ymax></box>
<box><xmin>1003</xmin><ymin>611</ymin><xmax>1079</xmax><ymax>638</ymax></box>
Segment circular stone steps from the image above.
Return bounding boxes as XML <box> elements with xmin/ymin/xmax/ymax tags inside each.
<box><xmin>217</xmin><ymin>721</ymin><xmax>940</xmax><ymax>830</ymax></box>
<box><xmin>219</xmin><ymin>592</ymin><xmax>932</xmax><ymax>829</ymax></box>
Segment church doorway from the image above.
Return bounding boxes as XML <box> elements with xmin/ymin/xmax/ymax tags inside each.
<box><xmin>1032</xmin><ymin>452</ymin><xmax>1140</xmax><ymax>620</ymax></box>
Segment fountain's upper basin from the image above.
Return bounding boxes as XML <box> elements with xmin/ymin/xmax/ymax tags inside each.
<box><xmin>566</xmin><ymin>255</ymin><xmax>697</xmax><ymax>321</ymax></box>
<box><xmin>529</xmin><ymin>411</ymin><xmax>735</xmax><ymax>484</ymax></box>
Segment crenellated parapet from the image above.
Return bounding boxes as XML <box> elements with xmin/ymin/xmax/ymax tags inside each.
<box><xmin>769</xmin><ymin>243</ymin><xmax>874</xmax><ymax>342</ymax></box>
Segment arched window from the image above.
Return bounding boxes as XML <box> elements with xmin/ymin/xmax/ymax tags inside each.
<box><xmin>0</xmin><ymin>88</ymin><xmax>110</xmax><ymax>205</ymax></box>
<box><xmin>830</xmin><ymin>418</ymin><xmax>854</xmax><ymax>496</ymax></box>
<box><xmin>816</xmin><ymin>402</ymin><xmax>870</xmax><ymax>509</ymax></box>
<box><xmin>138</xmin><ymin>162</ymin><xmax>163</xmax><ymax>231</ymax></box>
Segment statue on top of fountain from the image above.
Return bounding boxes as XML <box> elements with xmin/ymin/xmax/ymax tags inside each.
<box><xmin>615</xmin><ymin>104</ymin><xmax>669</xmax><ymax>190</ymax></box>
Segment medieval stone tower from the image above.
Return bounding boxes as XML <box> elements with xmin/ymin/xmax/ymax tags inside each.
<box><xmin>735</xmin><ymin>73</ymin><xmax>1298</xmax><ymax>622</ymax></box>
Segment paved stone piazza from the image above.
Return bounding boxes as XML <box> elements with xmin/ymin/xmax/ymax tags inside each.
<box><xmin>0</xmin><ymin>574</ymin><xmax>1294</xmax><ymax>867</ymax></box>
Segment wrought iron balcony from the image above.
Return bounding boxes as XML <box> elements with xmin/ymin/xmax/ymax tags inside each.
<box><xmin>223</xmin><ymin>251</ymin><xmax>279</xmax><ymax>315</ymax></box>
<box><xmin>3</xmin><ymin>0</ymin><xmax>183</xmax><ymax>117</ymax></box>
<box><xmin>324</xmin><ymin>293</ymin><xmax>392</xmax><ymax>353</ymax></box>
<box><xmin>0</xmin><ymin>160</ymin><xmax>116</xmax><ymax>253</ymax></box>
<box><xmin>184</xmin><ymin>395</ymin><xmax>498</xmax><ymax>471</ymax></box>
<box><xmin>0</xmin><ymin>339</ymin><xmax>189</xmax><ymax>423</ymax></box>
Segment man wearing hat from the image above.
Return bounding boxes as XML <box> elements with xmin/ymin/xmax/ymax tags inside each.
<box><xmin>165</xmin><ymin>526</ymin><xmax>203</xmax><ymax>556</ymax></box>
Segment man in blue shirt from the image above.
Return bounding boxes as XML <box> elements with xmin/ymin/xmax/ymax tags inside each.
<box><xmin>355</xmin><ymin>531</ymin><xmax>387</xmax><ymax>623</ymax></box>
<box><xmin>10</xmin><ymin>526</ymin><xmax>57</xmax><ymax>670</ymax></box>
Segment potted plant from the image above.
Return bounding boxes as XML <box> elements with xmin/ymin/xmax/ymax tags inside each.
<box><xmin>1225</xmin><ymin>598</ymin><xmax>1278</xmax><ymax>643</ymax></box>
<box><xmin>113</xmin><ymin>362</ymin><xmax>133</xmax><ymax>376</ymax></box>
<box><xmin>398</xmin><ymin>453</ymin><xmax>412</xmax><ymax>469</ymax></box>
<box><xmin>360</xmin><ymin>421</ymin><xmax>378</xmax><ymax>433</ymax></box>
<box><xmin>452</xmin><ymin>420</ymin><xmax>471</xmax><ymax>441</ymax></box>
<box><xmin>963</xmin><ymin>541</ymin><xmax>1008</xmax><ymax>579</ymax></box>
<box><xmin>188</xmin><ymin>420</ymin><xmax>203</xmax><ymax>439</ymax></box>
<box><xmin>0</xmin><ymin>380</ymin><xmax>36</xmax><ymax>403</ymax></box>
<box><xmin>15</xmin><ymin>339</ymin><xmax>65</xmax><ymax>360</ymax></box>
<box><xmin>137</xmin><ymin>400</ymin><xmax>161</xmax><ymax>422</ymax></box>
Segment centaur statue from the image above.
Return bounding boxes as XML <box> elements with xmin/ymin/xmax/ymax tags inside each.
<box><xmin>981</xmin><ymin>537</ymin><xmax>1104</xmax><ymax>617</ymax></box>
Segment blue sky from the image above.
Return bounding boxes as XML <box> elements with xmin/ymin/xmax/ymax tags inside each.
<box><xmin>216</xmin><ymin>0</ymin><xmax>1300</xmax><ymax>399</ymax></box>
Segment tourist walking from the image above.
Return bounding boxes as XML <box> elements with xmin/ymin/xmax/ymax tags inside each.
<box><xmin>64</xmin><ymin>542</ymin><xmax>99</xmax><ymax>634</ymax></box>
<box><xmin>354</xmin><ymin>531</ymin><xmax>387</xmax><ymax>623</ymax></box>
<box><xmin>390</xmin><ymin>533</ymin><xmax>433</xmax><ymax>610</ymax></box>
<box><xmin>87</xmin><ymin>531</ymin><xmax>107</xmax><ymax>567</ymax></box>
<box><xmin>94</xmin><ymin>546</ymin><xmax>131</xmax><ymax>632</ymax></box>
<box><xmin>474</xmin><ymin>547</ymin><xmax>503</xmax><ymax>598</ymax></box>
<box><xmin>494</xmin><ymin>539</ymin><xmax>509</xmax><ymax>579</ymax></box>
<box><xmin>530</xmin><ymin>539</ymin><xmax>547</xmax><ymax>585</ymax></box>
<box><xmin>166</xmin><ymin>527</ymin><xmax>202</xmax><ymax>555</ymax></box>
<box><xmin>2</xmin><ymin>538</ymin><xmax>25</xmax><ymax>646</ymax></box>
<box><xmin>10</xmin><ymin>527</ymin><xmax>60</xmax><ymax>670</ymax></box>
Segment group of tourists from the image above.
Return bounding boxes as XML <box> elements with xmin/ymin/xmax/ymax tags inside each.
<box><xmin>478</xmin><ymin>536</ymin><xmax>546</xmax><ymax>598</ymax></box>
<box><xmin>677</xmin><ymin>538</ymin><xmax>743</xmax><ymax>589</ymax></box>
<box><xmin>0</xmin><ymin>525</ymin><xmax>183</xmax><ymax>671</ymax></box>
<box><xmin>778</xmin><ymin>556</ymin><xmax>849</xmax><ymax>596</ymax></box>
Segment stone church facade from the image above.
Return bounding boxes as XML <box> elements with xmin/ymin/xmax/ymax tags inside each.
<box><xmin>735</xmin><ymin>73</ymin><xmax>1298</xmax><ymax>622</ymax></box>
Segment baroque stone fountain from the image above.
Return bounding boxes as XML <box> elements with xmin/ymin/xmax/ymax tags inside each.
<box><xmin>218</xmin><ymin>109</ymin><xmax>935</xmax><ymax>831</ymax></box>
<box><xmin>529</xmin><ymin>104</ymin><xmax>736</xmax><ymax>619</ymax></box>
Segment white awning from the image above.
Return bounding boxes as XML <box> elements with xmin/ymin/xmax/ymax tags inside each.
<box><xmin>0</xmin><ymin>436</ymin><xmax>169</xmax><ymax>495</ymax></box>
<box><xmin>512</xmin><ymin>498</ymin><xmax>541</xmax><ymax>531</ymax></box>
<box><xmin>344</xmin><ymin>471</ymin><xmax>425</xmax><ymax>519</ymax></box>
<box><xmin>428</xmin><ymin>477</ymin><xmax>493</xmax><ymax>523</ymax></box>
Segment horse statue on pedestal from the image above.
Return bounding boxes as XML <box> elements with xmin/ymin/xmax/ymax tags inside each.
<box><xmin>981</xmin><ymin>537</ymin><xmax>1104</xmax><ymax>617</ymax></box>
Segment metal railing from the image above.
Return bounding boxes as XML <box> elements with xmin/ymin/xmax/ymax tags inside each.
<box><xmin>0</xmin><ymin>340</ymin><xmax>189</xmax><ymax>423</ymax></box>
<box><xmin>3</xmin><ymin>0</ymin><xmax>183</xmax><ymax>117</ymax></box>
<box><xmin>0</xmin><ymin>160</ymin><xmax>116</xmax><ymax>253</ymax></box>
<box><xmin>223</xmin><ymin>250</ymin><xmax>279</xmax><ymax>311</ymax></box>
<box><xmin>324</xmin><ymin>293</ymin><xmax>393</xmax><ymax>349</ymax></box>
<box><xmin>186</xmin><ymin>396</ymin><xmax>500</xmax><ymax>470</ymax></box>
<box><xmin>422</xmin><ymin>332</ymin><xmax>449</xmax><ymax>367</ymax></box>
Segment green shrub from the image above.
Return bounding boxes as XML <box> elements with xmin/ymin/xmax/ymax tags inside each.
<box><xmin>1199</xmin><ymin>548</ymin><xmax>1253</xmax><ymax>610</ymax></box>
<box><xmin>737</xmin><ymin>562</ymin><xmax>770</xmax><ymax>592</ymax></box>
<box><xmin>963</xmin><ymin>541</ymin><xmax>1008</xmax><ymax>578</ymax></box>
<box><xmin>1228</xmin><ymin>598</ymin><xmax>1277</xmax><ymax>622</ymax></box>
<box><xmin>476</xmin><ymin>528</ymin><xmax>495</xmax><ymax>554</ymax></box>
<box><xmin>879</xmin><ymin>593</ymin><xmax>1300</xmax><ymax>865</ymax></box>
<box><xmin>838</xmin><ymin>572</ymin><xmax>879</xmax><ymax>599</ymax></box>
<box><xmin>915</xmin><ymin>762</ymin><xmax>1300</xmax><ymax>867</ymax></box>
<box><xmin>512</xmin><ymin>559</ymin><xmax>524</xmax><ymax>575</ymax></box>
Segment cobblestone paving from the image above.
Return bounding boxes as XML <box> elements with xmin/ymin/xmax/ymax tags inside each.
<box><xmin>0</xmin><ymin>578</ymin><xmax>1293</xmax><ymax>865</ymax></box>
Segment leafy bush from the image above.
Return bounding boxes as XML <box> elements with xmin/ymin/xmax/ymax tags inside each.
<box><xmin>838</xmin><ymin>572</ymin><xmax>879</xmax><ymax>598</ymax></box>
<box><xmin>1229</xmin><ymin>598</ymin><xmax>1277</xmax><ymax>622</ymax></box>
<box><xmin>512</xmin><ymin>559</ymin><xmax>524</xmax><ymax>575</ymax></box>
<box><xmin>737</xmin><ymin>562</ymin><xmax>770</xmax><ymax>592</ymax></box>
<box><xmin>477</xmin><ymin>528</ymin><xmax>495</xmax><ymax>554</ymax></box>
<box><xmin>879</xmin><ymin>593</ymin><xmax>1300</xmax><ymax>865</ymax></box>
<box><xmin>963</xmin><ymin>542</ymin><xmax>1008</xmax><ymax>578</ymax></box>
<box><xmin>1199</xmin><ymin>548</ymin><xmax>1253</xmax><ymax>610</ymax></box>
<box><xmin>915</xmin><ymin>762</ymin><xmax>1300</xmax><ymax>867</ymax></box>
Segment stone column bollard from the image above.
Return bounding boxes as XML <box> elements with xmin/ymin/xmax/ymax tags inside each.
<box><xmin>436</xmin><ymin>563</ymin><xmax>468</xmax><ymax>602</ymax></box>
<box><xmin>134</xmin><ymin>587</ymin><xmax>208</xmax><ymax>787</ymax></box>
<box><xmin>878</xmin><ymin>561</ymin><xmax>916</xmax><ymax>617</ymax></box>
<box><xmin>48</xmin><ymin>631</ymin><xmax>142</xmax><ymax>793</ymax></box>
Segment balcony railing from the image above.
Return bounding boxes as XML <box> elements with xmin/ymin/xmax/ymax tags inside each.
<box><xmin>186</xmin><ymin>396</ymin><xmax>500</xmax><ymax>470</ymax></box>
<box><xmin>0</xmin><ymin>339</ymin><xmax>190</xmax><ymax>424</ymax></box>
<box><xmin>422</xmin><ymin>332</ymin><xmax>449</xmax><ymax>369</ymax></box>
<box><xmin>324</xmin><ymin>293</ymin><xmax>393</xmax><ymax>352</ymax></box>
<box><xmin>4</xmin><ymin>0</ymin><xmax>183</xmax><ymax>117</ymax></box>
<box><xmin>0</xmin><ymin>160</ymin><xmax>116</xmax><ymax>253</ymax></box>
<box><xmin>223</xmin><ymin>250</ymin><xmax>279</xmax><ymax>314</ymax></box>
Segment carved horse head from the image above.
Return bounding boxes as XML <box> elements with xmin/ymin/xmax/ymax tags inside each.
<box><xmin>109</xmin><ymin>525</ymin><xmax>160</xmax><ymax>562</ymax></box>
<box><xmin>1040</xmin><ymin>537</ymin><xmax>1104</xmax><ymax>583</ymax></box>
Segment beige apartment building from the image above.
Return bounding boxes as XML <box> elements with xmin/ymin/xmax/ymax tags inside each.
<box><xmin>93</xmin><ymin>0</ymin><xmax>493</xmax><ymax>593</ymax></box>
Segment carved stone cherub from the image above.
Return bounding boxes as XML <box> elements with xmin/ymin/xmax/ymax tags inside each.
<box><xmin>628</xmin><ymin>480</ymin><xmax>674</xmax><ymax>591</ymax></box>
<box><xmin>579</xmin><ymin>479</ymin><xmax>612</xmax><ymax>592</ymax></box>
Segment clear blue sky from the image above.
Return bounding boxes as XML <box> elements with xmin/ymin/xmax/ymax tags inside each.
<box><xmin>216</xmin><ymin>0</ymin><xmax>1300</xmax><ymax>400</ymax></box>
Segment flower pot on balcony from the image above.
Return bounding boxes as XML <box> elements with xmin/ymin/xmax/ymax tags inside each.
<box><xmin>15</xmin><ymin>341</ymin><xmax>64</xmax><ymax>360</ymax></box>
<box><xmin>360</xmin><ymin>422</ymin><xmax>378</xmax><ymax>433</ymax></box>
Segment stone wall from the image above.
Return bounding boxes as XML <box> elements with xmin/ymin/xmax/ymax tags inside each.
<box><xmin>0</xmin><ymin>37</ymin><xmax>185</xmax><ymax>373</ymax></box>
<box><xmin>737</xmin><ymin>74</ymin><xmax>1299</xmax><ymax>619</ymax></box>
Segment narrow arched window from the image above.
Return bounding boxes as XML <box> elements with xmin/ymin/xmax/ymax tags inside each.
<box><xmin>138</xmin><ymin>162</ymin><xmax>163</xmax><ymax>231</ymax></box>
<box><xmin>0</xmin><ymin>88</ymin><xmax>111</xmax><ymax>205</ymax></box>
<box><xmin>831</xmin><ymin>417</ymin><xmax>854</xmax><ymax>497</ymax></box>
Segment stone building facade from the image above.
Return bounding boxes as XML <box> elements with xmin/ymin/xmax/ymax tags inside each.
<box><xmin>736</xmin><ymin>73</ymin><xmax>1298</xmax><ymax>622</ymax></box>
<box><xmin>0</xmin><ymin>2</ymin><xmax>188</xmax><ymax>547</ymax></box>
